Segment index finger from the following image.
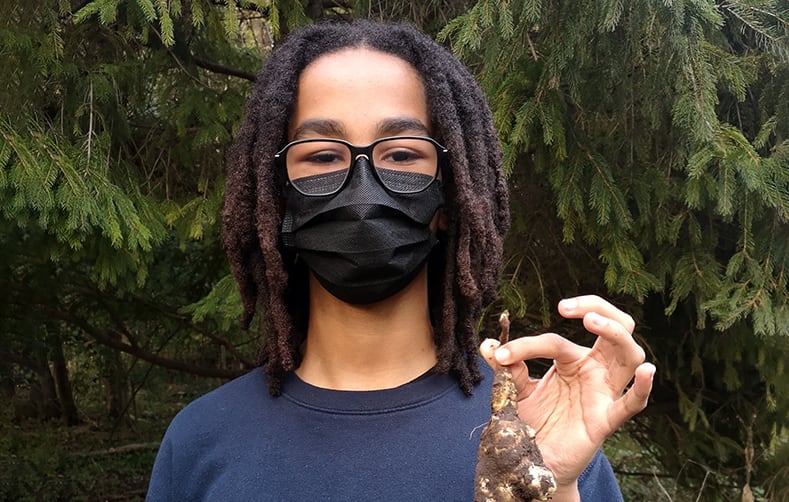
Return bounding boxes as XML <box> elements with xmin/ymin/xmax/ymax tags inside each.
<box><xmin>494</xmin><ymin>332</ymin><xmax>588</xmax><ymax>366</ymax></box>
<box><xmin>557</xmin><ymin>295</ymin><xmax>636</xmax><ymax>333</ymax></box>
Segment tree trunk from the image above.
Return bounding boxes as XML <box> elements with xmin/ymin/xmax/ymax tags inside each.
<box><xmin>3</xmin><ymin>350</ymin><xmax>60</xmax><ymax>421</ymax></box>
<box><xmin>0</xmin><ymin>364</ymin><xmax>17</xmax><ymax>400</ymax></box>
<box><xmin>33</xmin><ymin>361</ymin><xmax>61</xmax><ymax>420</ymax></box>
<box><xmin>50</xmin><ymin>334</ymin><xmax>80</xmax><ymax>425</ymax></box>
<box><xmin>102</xmin><ymin>347</ymin><xmax>130</xmax><ymax>420</ymax></box>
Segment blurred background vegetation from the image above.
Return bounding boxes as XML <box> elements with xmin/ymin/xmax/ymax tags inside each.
<box><xmin>1</xmin><ymin>0</ymin><xmax>787</xmax><ymax>500</ymax></box>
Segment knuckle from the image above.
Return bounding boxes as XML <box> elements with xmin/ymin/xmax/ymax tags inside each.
<box><xmin>578</xmin><ymin>294</ymin><xmax>601</xmax><ymax>306</ymax></box>
<box><xmin>544</xmin><ymin>332</ymin><xmax>568</xmax><ymax>347</ymax></box>
<box><xmin>635</xmin><ymin>346</ymin><xmax>646</xmax><ymax>365</ymax></box>
<box><xmin>623</xmin><ymin>314</ymin><xmax>636</xmax><ymax>333</ymax></box>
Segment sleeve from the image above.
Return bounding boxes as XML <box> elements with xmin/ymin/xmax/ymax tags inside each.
<box><xmin>577</xmin><ymin>449</ymin><xmax>624</xmax><ymax>502</ymax></box>
<box><xmin>146</xmin><ymin>435</ymin><xmax>173</xmax><ymax>501</ymax></box>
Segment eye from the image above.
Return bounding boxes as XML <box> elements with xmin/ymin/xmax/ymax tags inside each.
<box><xmin>384</xmin><ymin>148</ymin><xmax>422</xmax><ymax>163</ymax></box>
<box><xmin>288</xmin><ymin>141</ymin><xmax>350</xmax><ymax>168</ymax></box>
<box><xmin>306</xmin><ymin>151</ymin><xmax>345</xmax><ymax>164</ymax></box>
<box><xmin>373</xmin><ymin>138</ymin><xmax>437</xmax><ymax>172</ymax></box>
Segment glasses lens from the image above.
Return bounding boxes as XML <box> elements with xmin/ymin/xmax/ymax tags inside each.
<box><xmin>286</xmin><ymin>140</ymin><xmax>351</xmax><ymax>196</ymax></box>
<box><xmin>372</xmin><ymin>138</ymin><xmax>438</xmax><ymax>193</ymax></box>
<box><xmin>283</xmin><ymin>137</ymin><xmax>441</xmax><ymax>195</ymax></box>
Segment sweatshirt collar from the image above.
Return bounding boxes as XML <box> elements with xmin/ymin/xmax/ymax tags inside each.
<box><xmin>279</xmin><ymin>368</ymin><xmax>459</xmax><ymax>414</ymax></box>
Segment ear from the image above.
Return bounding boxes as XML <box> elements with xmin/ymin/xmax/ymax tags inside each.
<box><xmin>437</xmin><ymin>207</ymin><xmax>448</xmax><ymax>231</ymax></box>
<box><xmin>428</xmin><ymin>207</ymin><xmax>447</xmax><ymax>234</ymax></box>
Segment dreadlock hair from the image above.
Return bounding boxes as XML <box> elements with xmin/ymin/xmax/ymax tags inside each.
<box><xmin>222</xmin><ymin>19</ymin><xmax>510</xmax><ymax>396</ymax></box>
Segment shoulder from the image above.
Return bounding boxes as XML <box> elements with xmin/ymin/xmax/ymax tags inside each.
<box><xmin>148</xmin><ymin>370</ymin><xmax>270</xmax><ymax>500</ymax></box>
<box><xmin>163</xmin><ymin>369</ymin><xmax>269</xmax><ymax>443</ymax></box>
<box><xmin>178</xmin><ymin>368</ymin><xmax>266</xmax><ymax>412</ymax></box>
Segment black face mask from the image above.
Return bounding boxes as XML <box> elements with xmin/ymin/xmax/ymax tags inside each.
<box><xmin>280</xmin><ymin>157</ymin><xmax>444</xmax><ymax>305</ymax></box>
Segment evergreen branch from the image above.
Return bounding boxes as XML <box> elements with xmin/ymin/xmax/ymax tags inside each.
<box><xmin>36</xmin><ymin>305</ymin><xmax>248</xmax><ymax>379</ymax></box>
<box><xmin>86</xmin><ymin>81</ymin><xmax>94</xmax><ymax>163</ymax></box>
<box><xmin>67</xmin><ymin>280</ymin><xmax>256</xmax><ymax>368</ymax></box>
<box><xmin>612</xmin><ymin>469</ymin><xmax>674</xmax><ymax>478</ymax></box>
<box><xmin>147</xmin><ymin>24</ymin><xmax>256</xmax><ymax>84</ymax></box>
<box><xmin>720</xmin><ymin>4</ymin><xmax>780</xmax><ymax>44</ymax></box>
<box><xmin>73</xmin><ymin>442</ymin><xmax>161</xmax><ymax>456</ymax></box>
<box><xmin>59</xmin><ymin>0</ymin><xmax>97</xmax><ymax>23</ymax></box>
<box><xmin>129</xmin><ymin>293</ymin><xmax>256</xmax><ymax>368</ymax></box>
<box><xmin>147</xmin><ymin>25</ymin><xmax>211</xmax><ymax>89</ymax></box>
<box><xmin>97</xmin><ymin>296</ymin><xmax>142</xmax><ymax>350</ymax></box>
<box><xmin>525</xmin><ymin>31</ymin><xmax>538</xmax><ymax>61</ymax></box>
<box><xmin>68</xmin><ymin>0</ymin><xmax>94</xmax><ymax>18</ymax></box>
<box><xmin>575</xmin><ymin>139</ymin><xmax>632</xmax><ymax>227</ymax></box>
<box><xmin>192</xmin><ymin>55</ymin><xmax>256</xmax><ymax>82</ymax></box>
<box><xmin>749</xmin><ymin>6</ymin><xmax>789</xmax><ymax>30</ymax></box>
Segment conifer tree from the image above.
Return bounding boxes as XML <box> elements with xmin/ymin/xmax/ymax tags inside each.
<box><xmin>0</xmin><ymin>0</ymin><xmax>272</xmax><ymax>421</ymax></box>
<box><xmin>441</xmin><ymin>0</ymin><xmax>789</xmax><ymax>498</ymax></box>
<box><xmin>1</xmin><ymin>0</ymin><xmax>787</xmax><ymax>499</ymax></box>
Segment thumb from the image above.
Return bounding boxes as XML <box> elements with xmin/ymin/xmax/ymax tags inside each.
<box><xmin>479</xmin><ymin>338</ymin><xmax>501</xmax><ymax>369</ymax></box>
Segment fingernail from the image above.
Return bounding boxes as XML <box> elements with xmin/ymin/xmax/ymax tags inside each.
<box><xmin>495</xmin><ymin>347</ymin><xmax>510</xmax><ymax>363</ymax></box>
<box><xmin>590</xmin><ymin>312</ymin><xmax>608</xmax><ymax>328</ymax></box>
<box><xmin>560</xmin><ymin>298</ymin><xmax>578</xmax><ymax>311</ymax></box>
<box><xmin>484</xmin><ymin>338</ymin><xmax>500</xmax><ymax>351</ymax></box>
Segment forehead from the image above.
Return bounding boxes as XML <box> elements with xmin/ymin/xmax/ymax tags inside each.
<box><xmin>301</xmin><ymin>47</ymin><xmax>420</xmax><ymax>77</ymax></box>
<box><xmin>288</xmin><ymin>48</ymin><xmax>430</xmax><ymax>141</ymax></box>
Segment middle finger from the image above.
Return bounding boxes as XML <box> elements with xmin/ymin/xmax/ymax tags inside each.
<box><xmin>584</xmin><ymin>312</ymin><xmax>646</xmax><ymax>390</ymax></box>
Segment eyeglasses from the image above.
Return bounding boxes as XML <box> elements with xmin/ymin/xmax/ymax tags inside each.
<box><xmin>275</xmin><ymin>136</ymin><xmax>448</xmax><ymax>196</ymax></box>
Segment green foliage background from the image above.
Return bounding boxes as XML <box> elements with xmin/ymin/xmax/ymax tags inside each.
<box><xmin>1</xmin><ymin>0</ymin><xmax>787</xmax><ymax>500</ymax></box>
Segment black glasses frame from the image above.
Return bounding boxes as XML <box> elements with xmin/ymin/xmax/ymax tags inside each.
<box><xmin>274</xmin><ymin>135</ymin><xmax>449</xmax><ymax>196</ymax></box>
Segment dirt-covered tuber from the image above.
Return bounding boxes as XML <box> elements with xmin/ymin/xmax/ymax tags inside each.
<box><xmin>474</xmin><ymin>311</ymin><xmax>557</xmax><ymax>502</ymax></box>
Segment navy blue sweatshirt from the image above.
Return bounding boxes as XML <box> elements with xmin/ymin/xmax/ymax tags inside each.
<box><xmin>147</xmin><ymin>362</ymin><xmax>623</xmax><ymax>501</ymax></box>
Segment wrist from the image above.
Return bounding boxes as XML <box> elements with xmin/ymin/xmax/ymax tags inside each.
<box><xmin>545</xmin><ymin>480</ymin><xmax>580</xmax><ymax>502</ymax></box>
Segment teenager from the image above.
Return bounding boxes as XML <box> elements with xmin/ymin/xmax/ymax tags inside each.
<box><xmin>147</xmin><ymin>19</ymin><xmax>654</xmax><ymax>501</ymax></box>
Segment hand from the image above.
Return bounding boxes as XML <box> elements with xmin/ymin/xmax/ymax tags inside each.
<box><xmin>478</xmin><ymin>295</ymin><xmax>655</xmax><ymax>494</ymax></box>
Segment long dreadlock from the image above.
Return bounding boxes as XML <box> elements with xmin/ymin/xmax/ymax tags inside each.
<box><xmin>222</xmin><ymin>19</ymin><xmax>510</xmax><ymax>396</ymax></box>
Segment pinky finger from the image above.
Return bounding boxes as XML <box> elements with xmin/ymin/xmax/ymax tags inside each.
<box><xmin>608</xmin><ymin>362</ymin><xmax>656</xmax><ymax>428</ymax></box>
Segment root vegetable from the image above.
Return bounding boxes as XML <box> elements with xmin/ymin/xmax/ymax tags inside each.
<box><xmin>474</xmin><ymin>311</ymin><xmax>557</xmax><ymax>501</ymax></box>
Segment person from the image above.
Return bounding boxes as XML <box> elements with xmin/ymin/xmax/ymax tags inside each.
<box><xmin>147</xmin><ymin>19</ymin><xmax>655</xmax><ymax>501</ymax></box>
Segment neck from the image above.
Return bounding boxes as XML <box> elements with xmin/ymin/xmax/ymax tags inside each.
<box><xmin>295</xmin><ymin>268</ymin><xmax>437</xmax><ymax>390</ymax></box>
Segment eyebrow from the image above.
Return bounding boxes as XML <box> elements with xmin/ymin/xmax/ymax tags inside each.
<box><xmin>291</xmin><ymin>119</ymin><xmax>347</xmax><ymax>140</ymax></box>
<box><xmin>291</xmin><ymin>117</ymin><xmax>430</xmax><ymax>141</ymax></box>
<box><xmin>376</xmin><ymin>117</ymin><xmax>430</xmax><ymax>137</ymax></box>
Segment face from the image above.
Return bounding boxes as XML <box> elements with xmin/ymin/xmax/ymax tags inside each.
<box><xmin>289</xmin><ymin>48</ymin><xmax>431</xmax><ymax>148</ymax></box>
<box><xmin>288</xmin><ymin>48</ymin><xmax>446</xmax><ymax>231</ymax></box>
<box><xmin>281</xmin><ymin>48</ymin><xmax>445</xmax><ymax>305</ymax></box>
